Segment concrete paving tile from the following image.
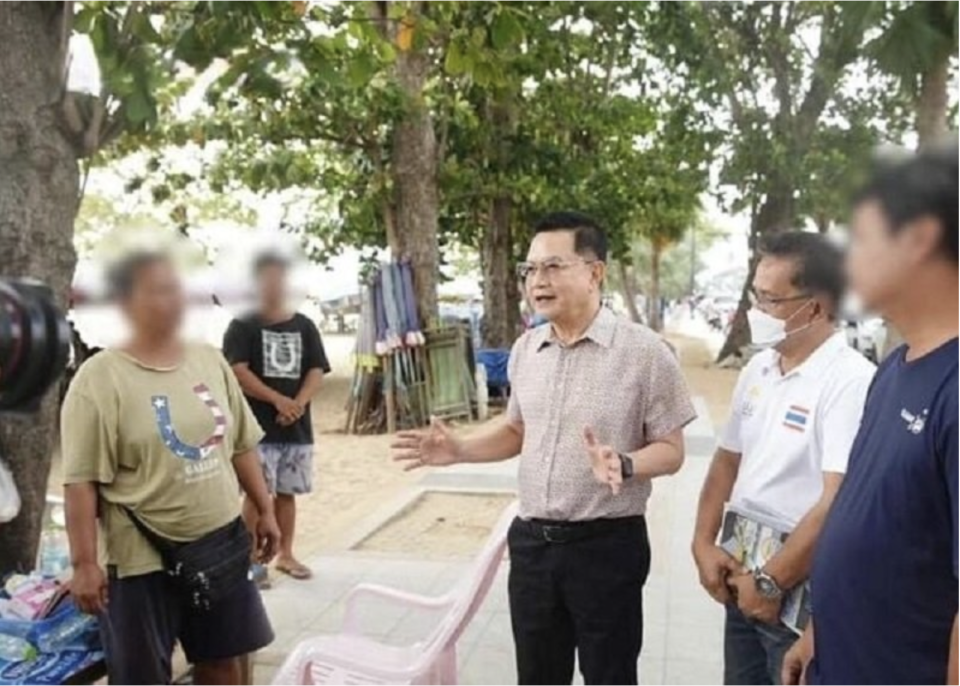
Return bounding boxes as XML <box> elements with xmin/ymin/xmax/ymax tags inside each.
<box><xmin>663</xmin><ymin>658</ymin><xmax>723</xmax><ymax>685</ymax></box>
<box><xmin>355</xmin><ymin>558</ymin><xmax>450</xmax><ymax>588</ymax></box>
<box><xmin>639</xmin><ymin>657</ymin><xmax>666</xmax><ymax>685</ymax></box>
<box><xmin>469</xmin><ymin>610</ymin><xmax>513</xmax><ymax>651</ymax></box>
<box><xmin>666</xmin><ymin>589</ymin><xmax>725</xmax><ymax>623</ymax></box>
<box><xmin>641</xmin><ymin>624</ymin><xmax>668</xmax><ymax>663</ymax></box>
<box><xmin>663</xmin><ymin>619</ymin><xmax>724</xmax><ymax>664</ymax></box>
<box><xmin>460</xmin><ymin>644</ymin><xmax>517</xmax><ymax>685</ymax></box>
<box><xmin>264</xmin><ymin>576</ymin><xmax>355</xmax><ymax>609</ymax></box>
<box><xmin>298</xmin><ymin>556</ymin><xmax>368</xmax><ymax>584</ymax></box>
<box><xmin>263</xmin><ymin>592</ymin><xmax>341</xmax><ymax>634</ymax></box>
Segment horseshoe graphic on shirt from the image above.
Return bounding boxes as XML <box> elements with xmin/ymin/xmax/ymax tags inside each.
<box><xmin>262</xmin><ymin>331</ymin><xmax>302</xmax><ymax>379</ymax></box>
<box><xmin>268</xmin><ymin>341</ymin><xmax>297</xmax><ymax>374</ymax></box>
<box><xmin>152</xmin><ymin>384</ymin><xmax>226</xmax><ymax>461</ymax></box>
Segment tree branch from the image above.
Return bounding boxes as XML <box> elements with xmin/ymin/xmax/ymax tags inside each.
<box><xmin>699</xmin><ymin>4</ymin><xmax>752</xmax><ymax>131</ymax></box>
<box><xmin>765</xmin><ymin>3</ymin><xmax>794</xmax><ymax>120</ymax></box>
<box><xmin>795</xmin><ymin>4</ymin><xmax>867</xmax><ymax>146</ymax></box>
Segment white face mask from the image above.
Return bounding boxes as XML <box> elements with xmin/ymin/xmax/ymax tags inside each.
<box><xmin>747</xmin><ymin>300</ymin><xmax>815</xmax><ymax>349</ymax></box>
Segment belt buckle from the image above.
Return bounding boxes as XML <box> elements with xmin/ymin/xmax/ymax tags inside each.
<box><xmin>542</xmin><ymin>525</ymin><xmax>566</xmax><ymax>544</ymax></box>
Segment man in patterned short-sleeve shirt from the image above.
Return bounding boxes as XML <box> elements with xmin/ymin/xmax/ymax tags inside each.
<box><xmin>392</xmin><ymin>211</ymin><xmax>697</xmax><ymax>685</ymax></box>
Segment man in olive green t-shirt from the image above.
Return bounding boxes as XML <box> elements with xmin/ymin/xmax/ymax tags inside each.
<box><xmin>63</xmin><ymin>344</ymin><xmax>264</xmax><ymax>578</ymax></box>
<box><xmin>62</xmin><ymin>251</ymin><xmax>279</xmax><ymax>685</ymax></box>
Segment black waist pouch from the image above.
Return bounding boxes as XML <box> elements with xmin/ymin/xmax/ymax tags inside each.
<box><xmin>125</xmin><ymin>510</ymin><xmax>252</xmax><ymax>611</ymax></box>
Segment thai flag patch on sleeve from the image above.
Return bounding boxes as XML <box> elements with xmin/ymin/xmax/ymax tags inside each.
<box><xmin>783</xmin><ymin>405</ymin><xmax>810</xmax><ymax>432</ymax></box>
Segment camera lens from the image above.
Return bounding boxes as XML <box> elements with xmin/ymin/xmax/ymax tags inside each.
<box><xmin>0</xmin><ymin>279</ymin><xmax>71</xmax><ymax>413</ymax></box>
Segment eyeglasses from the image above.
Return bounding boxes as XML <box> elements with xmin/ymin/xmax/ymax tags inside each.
<box><xmin>516</xmin><ymin>258</ymin><xmax>597</xmax><ymax>280</ymax></box>
<box><xmin>748</xmin><ymin>290</ymin><xmax>811</xmax><ymax>308</ymax></box>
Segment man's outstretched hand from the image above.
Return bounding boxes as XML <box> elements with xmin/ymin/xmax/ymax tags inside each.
<box><xmin>584</xmin><ymin>426</ymin><xmax>624</xmax><ymax>494</ymax></box>
<box><xmin>391</xmin><ymin>416</ymin><xmax>461</xmax><ymax>471</ymax></box>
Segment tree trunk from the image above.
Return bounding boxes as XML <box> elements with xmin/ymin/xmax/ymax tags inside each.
<box><xmin>717</xmin><ymin>257</ymin><xmax>758</xmax><ymax>364</ymax></box>
<box><xmin>389</xmin><ymin>3</ymin><xmax>439</xmax><ymax>326</ymax></box>
<box><xmin>616</xmin><ymin>261</ymin><xmax>642</xmax><ymax>324</ymax></box>
<box><xmin>649</xmin><ymin>243</ymin><xmax>663</xmax><ymax>331</ymax></box>
<box><xmin>916</xmin><ymin>53</ymin><xmax>949</xmax><ymax>149</ymax></box>
<box><xmin>480</xmin><ymin>196</ymin><xmax>519</xmax><ymax>348</ymax></box>
<box><xmin>815</xmin><ymin>213</ymin><xmax>830</xmax><ymax>234</ymax></box>
<box><xmin>0</xmin><ymin>2</ymin><xmax>79</xmax><ymax>575</ymax></box>
<box><xmin>382</xmin><ymin>199</ymin><xmax>400</xmax><ymax>255</ymax></box>
<box><xmin>717</xmin><ymin>189</ymin><xmax>793</xmax><ymax>362</ymax></box>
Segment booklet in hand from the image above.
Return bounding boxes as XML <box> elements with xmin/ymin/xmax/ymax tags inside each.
<box><xmin>718</xmin><ymin>500</ymin><xmax>812</xmax><ymax>635</ymax></box>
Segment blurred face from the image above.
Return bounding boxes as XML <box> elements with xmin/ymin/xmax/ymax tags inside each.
<box><xmin>520</xmin><ymin>230</ymin><xmax>605</xmax><ymax>323</ymax></box>
<box><xmin>257</xmin><ymin>263</ymin><xmax>288</xmax><ymax>308</ymax></box>
<box><xmin>751</xmin><ymin>256</ymin><xmax>824</xmax><ymax>348</ymax></box>
<box><xmin>121</xmin><ymin>259</ymin><xmax>185</xmax><ymax>338</ymax></box>
<box><xmin>846</xmin><ymin>199</ymin><xmax>943</xmax><ymax>314</ymax></box>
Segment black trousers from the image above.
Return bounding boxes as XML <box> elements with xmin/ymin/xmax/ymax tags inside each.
<box><xmin>507</xmin><ymin>516</ymin><xmax>651</xmax><ymax>685</ymax></box>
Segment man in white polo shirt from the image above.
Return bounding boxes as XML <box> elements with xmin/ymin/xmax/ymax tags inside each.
<box><xmin>692</xmin><ymin>232</ymin><xmax>875</xmax><ymax>685</ymax></box>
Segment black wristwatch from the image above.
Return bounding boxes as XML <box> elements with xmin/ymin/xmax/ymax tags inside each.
<box><xmin>617</xmin><ymin>452</ymin><xmax>634</xmax><ymax>480</ymax></box>
<box><xmin>752</xmin><ymin>568</ymin><xmax>784</xmax><ymax>599</ymax></box>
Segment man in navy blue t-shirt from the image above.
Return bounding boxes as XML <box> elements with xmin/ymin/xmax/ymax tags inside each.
<box><xmin>782</xmin><ymin>144</ymin><xmax>958</xmax><ymax>685</ymax></box>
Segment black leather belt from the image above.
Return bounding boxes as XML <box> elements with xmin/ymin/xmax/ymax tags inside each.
<box><xmin>524</xmin><ymin>515</ymin><xmax>644</xmax><ymax>544</ymax></box>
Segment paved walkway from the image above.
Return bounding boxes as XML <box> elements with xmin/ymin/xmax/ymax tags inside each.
<box><xmin>256</xmin><ymin>397</ymin><xmax>723</xmax><ymax>685</ymax></box>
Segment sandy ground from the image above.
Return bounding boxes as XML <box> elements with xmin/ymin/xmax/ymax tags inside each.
<box><xmin>48</xmin><ymin>329</ymin><xmax>737</xmax><ymax>564</ymax></box>
<box><xmin>665</xmin><ymin>332</ymin><xmax>738</xmax><ymax>427</ymax></box>
<box><xmin>287</xmin><ymin>334</ymin><xmax>422</xmax><ymax>553</ymax></box>
<box><xmin>355</xmin><ymin>492</ymin><xmax>517</xmax><ymax>557</ymax></box>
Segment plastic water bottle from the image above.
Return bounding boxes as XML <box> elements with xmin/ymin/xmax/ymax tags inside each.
<box><xmin>36</xmin><ymin>612</ymin><xmax>97</xmax><ymax>653</ymax></box>
<box><xmin>38</xmin><ymin>529</ymin><xmax>70</xmax><ymax>576</ymax></box>
<box><xmin>0</xmin><ymin>634</ymin><xmax>36</xmax><ymax>662</ymax></box>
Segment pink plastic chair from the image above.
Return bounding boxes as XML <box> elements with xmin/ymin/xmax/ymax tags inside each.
<box><xmin>272</xmin><ymin>501</ymin><xmax>518</xmax><ymax>685</ymax></box>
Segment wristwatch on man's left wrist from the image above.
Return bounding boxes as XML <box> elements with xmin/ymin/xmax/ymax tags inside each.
<box><xmin>617</xmin><ymin>452</ymin><xmax>634</xmax><ymax>480</ymax></box>
<box><xmin>752</xmin><ymin>567</ymin><xmax>784</xmax><ymax>599</ymax></box>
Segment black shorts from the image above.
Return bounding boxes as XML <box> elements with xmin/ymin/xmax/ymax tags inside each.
<box><xmin>100</xmin><ymin>568</ymin><xmax>274</xmax><ymax>685</ymax></box>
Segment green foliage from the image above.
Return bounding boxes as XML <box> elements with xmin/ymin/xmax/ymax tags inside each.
<box><xmin>867</xmin><ymin>1</ymin><xmax>959</xmax><ymax>98</ymax></box>
<box><xmin>75</xmin><ymin>0</ymin><xmax>924</xmax><ymax>329</ymax></box>
<box><xmin>438</xmin><ymin>2</ymin><xmax>711</xmax><ymax>264</ymax></box>
<box><xmin>648</xmin><ymin>1</ymin><xmax>905</xmax><ymax>227</ymax></box>
<box><xmin>84</xmin><ymin>0</ymin><xmax>715</xmax><ymax>273</ymax></box>
<box><xmin>72</xmin><ymin>0</ymin><xmax>301</xmax><ymax>154</ymax></box>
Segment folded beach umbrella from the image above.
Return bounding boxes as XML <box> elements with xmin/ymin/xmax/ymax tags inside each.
<box><xmin>380</xmin><ymin>261</ymin><xmax>404</xmax><ymax>351</ymax></box>
<box><xmin>373</xmin><ymin>270</ymin><xmax>389</xmax><ymax>356</ymax></box>
<box><xmin>389</xmin><ymin>261</ymin><xmax>410</xmax><ymax>339</ymax></box>
<box><xmin>399</xmin><ymin>258</ymin><xmax>424</xmax><ymax>346</ymax></box>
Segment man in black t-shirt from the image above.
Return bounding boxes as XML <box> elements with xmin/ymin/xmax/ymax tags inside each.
<box><xmin>223</xmin><ymin>253</ymin><xmax>331</xmax><ymax>581</ymax></box>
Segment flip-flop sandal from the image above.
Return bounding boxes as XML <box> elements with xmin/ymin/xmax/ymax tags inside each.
<box><xmin>276</xmin><ymin>562</ymin><xmax>313</xmax><ymax>580</ymax></box>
